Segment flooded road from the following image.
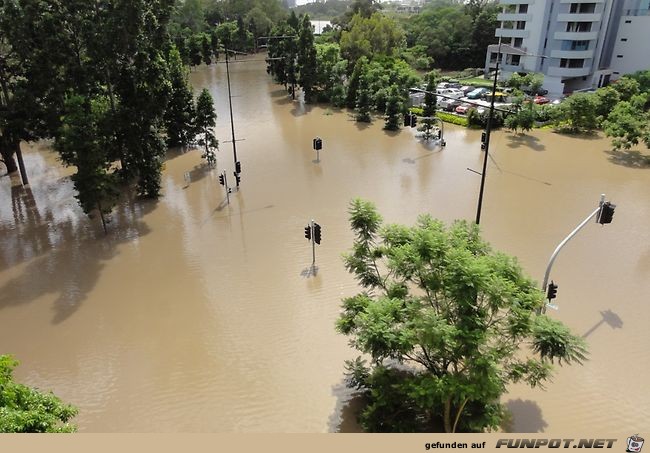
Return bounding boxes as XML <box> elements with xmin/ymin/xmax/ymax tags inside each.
<box><xmin>1</xmin><ymin>57</ymin><xmax>649</xmax><ymax>432</ymax></box>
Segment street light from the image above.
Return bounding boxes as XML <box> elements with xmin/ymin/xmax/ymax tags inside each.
<box><xmin>541</xmin><ymin>194</ymin><xmax>616</xmax><ymax>312</ymax></box>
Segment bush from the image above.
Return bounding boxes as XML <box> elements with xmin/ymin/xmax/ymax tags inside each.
<box><xmin>466</xmin><ymin>108</ymin><xmax>504</xmax><ymax>129</ymax></box>
<box><xmin>436</xmin><ymin>111</ymin><xmax>468</xmax><ymax>127</ymax></box>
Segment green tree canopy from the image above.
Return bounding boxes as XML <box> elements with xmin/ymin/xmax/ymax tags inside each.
<box><xmin>0</xmin><ymin>355</ymin><xmax>77</xmax><ymax>433</ymax></box>
<box><xmin>340</xmin><ymin>13</ymin><xmax>404</xmax><ymax>65</ymax></box>
<box><xmin>337</xmin><ymin>199</ymin><xmax>588</xmax><ymax>432</ymax></box>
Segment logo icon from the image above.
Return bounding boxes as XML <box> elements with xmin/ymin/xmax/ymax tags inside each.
<box><xmin>627</xmin><ymin>435</ymin><xmax>644</xmax><ymax>453</ymax></box>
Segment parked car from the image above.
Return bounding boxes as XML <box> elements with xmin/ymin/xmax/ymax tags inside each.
<box><xmin>534</xmin><ymin>95</ymin><xmax>550</xmax><ymax>105</ymax></box>
<box><xmin>460</xmin><ymin>85</ymin><xmax>474</xmax><ymax>95</ymax></box>
<box><xmin>447</xmin><ymin>82</ymin><xmax>462</xmax><ymax>89</ymax></box>
<box><xmin>438</xmin><ymin>97</ymin><xmax>461</xmax><ymax>111</ymax></box>
<box><xmin>484</xmin><ymin>91</ymin><xmax>509</xmax><ymax>103</ymax></box>
<box><xmin>455</xmin><ymin>103</ymin><xmax>471</xmax><ymax>114</ymax></box>
<box><xmin>467</xmin><ymin>87</ymin><xmax>489</xmax><ymax>99</ymax></box>
<box><xmin>437</xmin><ymin>88</ymin><xmax>464</xmax><ymax>99</ymax></box>
<box><xmin>436</xmin><ymin>82</ymin><xmax>451</xmax><ymax>90</ymax></box>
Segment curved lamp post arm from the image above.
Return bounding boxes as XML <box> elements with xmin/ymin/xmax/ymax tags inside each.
<box><xmin>541</xmin><ymin>194</ymin><xmax>605</xmax><ymax>311</ymax></box>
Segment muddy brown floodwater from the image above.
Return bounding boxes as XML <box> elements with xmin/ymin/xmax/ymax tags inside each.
<box><xmin>1</xmin><ymin>57</ymin><xmax>649</xmax><ymax>433</ymax></box>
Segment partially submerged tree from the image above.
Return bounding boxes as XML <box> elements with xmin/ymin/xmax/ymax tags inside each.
<box><xmin>297</xmin><ymin>14</ymin><xmax>318</xmax><ymax>103</ymax></box>
<box><xmin>337</xmin><ymin>199</ymin><xmax>588</xmax><ymax>432</ymax></box>
<box><xmin>383</xmin><ymin>85</ymin><xmax>402</xmax><ymax>131</ymax></box>
<box><xmin>195</xmin><ymin>89</ymin><xmax>218</xmax><ymax>166</ymax></box>
<box><xmin>0</xmin><ymin>355</ymin><xmax>77</xmax><ymax>432</ymax></box>
<box><xmin>419</xmin><ymin>71</ymin><xmax>437</xmax><ymax>139</ymax></box>
<box><xmin>56</xmin><ymin>95</ymin><xmax>119</xmax><ymax>234</ymax></box>
<box><xmin>355</xmin><ymin>73</ymin><xmax>372</xmax><ymax>122</ymax></box>
<box><xmin>165</xmin><ymin>46</ymin><xmax>196</xmax><ymax>148</ymax></box>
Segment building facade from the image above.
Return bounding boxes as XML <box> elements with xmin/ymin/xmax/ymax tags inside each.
<box><xmin>484</xmin><ymin>0</ymin><xmax>650</xmax><ymax>96</ymax></box>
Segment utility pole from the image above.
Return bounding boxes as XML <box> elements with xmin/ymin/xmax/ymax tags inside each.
<box><xmin>475</xmin><ymin>40</ymin><xmax>501</xmax><ymax>225</ymax></box>
<box><xmin>224</xmin><ymin>48</ymin><xmax>241</xmax><ymax>188</ymax></box>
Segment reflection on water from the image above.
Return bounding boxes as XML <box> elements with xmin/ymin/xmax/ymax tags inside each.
<box><xmin>1</xmin><ymin>57</ymin><xmax>650</xmax><ymax>432</ymax></box>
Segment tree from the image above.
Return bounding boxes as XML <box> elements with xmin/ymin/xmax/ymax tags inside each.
<box><xmin>505</xmin><ymin>102</ymin><xmax>535</xmax><ymax>134</ymax></box>
<box><xmin>553</xmin><ymin>93</ymin><xmax>598</xmax><ymax>133</ymax></box>
<box><xmin>338</xmin><ymin>199</ymin><xmax>588</xmax><ymax>432</ymax></box>
<box><xmin>164</xmin><ymin>46</ymin><xmax>196</xmax><ymax>148</ymax></box>
<box><xmin>356</xmin><ymin>72</ymin><xmax>372</xmax><ymax>122</ymax></box>
<box><xmin>298</xmin><ymin>14</ymin><xmax>318</xmax><ymax>103</ymax></box>
<box><xmin>0</xmin><ymin>355</ymin><xmax>77</xmax><ymax>432</ymax></box>
<box><xmin>346</xmin><ymin>56</ymin><xmax>368</xmax><ymax>109</ymax></box>
<box><xmin>384</xmin><ymin>85</ymin><xmax>402</xmax><ymax>130</ymax></box>
<box><xmin>340</xmin><ymin>13</ymin><xmax>404</xmax><ymax>65</ymax></box>
<box><xmin>195</xmin><ymin>89</ymin><xmax>218</xmax><ymax>166</ymax></box>
<box><xmin>315</xmin><ymin>43</ymin><xmax>348</xmax><ymax>105</ymax></box>
<box><xmin>612</xmin><ymin>77</ymin><xmax>640</xmax><ymax>101</ymax></box>
<box><xmin>602</xmin><ymin>101</ymin><xmax>650</xmax><ymax>151</ymax></box>
<box><xmin>201</xmin><ymin>33</ymin><xmax>213</xmax><ymax>65</ymax></box>
<box><xmin>594</xmin><ymin>86</ymin><xmax>621</xmax><ymax>121</ymax></box>
<box><xmin>188</xmin><ymin>34</ymin><xmax>204</xmax><ymax>67</ymax></box>
<box><xmin>420</xmin><ymin>71</ymin><xmax>437</xmax><ymax>139</ymax></box>
<box><xmin>56</xmin><ymin>95</ymin><xmax>119</xmax><ymax>234</ymax></box>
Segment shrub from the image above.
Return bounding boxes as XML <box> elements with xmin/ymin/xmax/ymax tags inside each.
<box><xmin>436</xmin><ymin>111</ymin><xmax>468</xmax><ymax>127</ymax></box>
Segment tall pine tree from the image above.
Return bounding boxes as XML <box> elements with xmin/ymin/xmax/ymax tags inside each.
<box><xmin>195</xmin><ymin>89</ymin><xmax>218</xmax><ymax>166</ymax></box>
<box><xmin>298</xmin><ymin>14</ymin><xmax>317</xmax><ymax>103</ymax></box>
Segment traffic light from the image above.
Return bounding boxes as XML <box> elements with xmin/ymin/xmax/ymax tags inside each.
<box><xmin>481</xmin><ymin>131</ymin><xmax>487</xmax><ymax>143</ymax></box>
<box><xmin>313</xmin><ymin>137</ymin><xmax>322</xmax><ymax>150</ymax></box>
<box><xmin>597</xmin><ymin>202</ymin><xmax>616</xmax><ymax>224</ymax></box>
<box><xmin>436</xmin><ymin>129</ymin><xmax>442</xmax><ymax>140</ymax></box>
<box><xmin>218</xmin><ymin>173</ymin><xmax>225</xmax><ymax>186</ymax></box>
<box><xmin>313</xmin><ymin>222</ymin><xmax>321</xmax><ymax>244</ymax></box>
<box><xmin>546</xmin><ymin>281</ymin><xmax>558</xmax><ymax>300</ymax></box>
<box><xmin>234</xmin><ymin>171</ymin><xmax>241</xmax><ymax>185</ymax></box>
<box><xmin>235</xmin><ymin>161</ymin><xmax>241</xmax><ymax>174</ymax></box>
<box><xmin>304</xmin><ymin>225</ymin><xmax>312</xmax><ymax>241</ymax></box>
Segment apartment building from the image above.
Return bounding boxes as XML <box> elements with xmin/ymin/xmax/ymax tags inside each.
<box><xmin>484</xmin><ymin>0</ymin><xmax>650</xmax><ymax>96</ymax></box>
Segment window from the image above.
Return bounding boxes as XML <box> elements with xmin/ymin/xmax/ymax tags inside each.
<box><xmin>561</xmin><ymin>40</ymin><xmax>590</xmax><ymax>51</ymax></box>
<box><xmin>621</xmin><ymin>38</ymin><xmax>628</xmax><ymax>42</ymax></box>
<box><xmin>625</xmin><ymin>20</ymin><xmax>632</xmax><ymax>23</ymax></box>
<box><xmin>617</xmin><ymin>55</ymin><xmax>623</xmax><ymax>58</ymax></box>
<box><xmin>566</xmin><ymin>22</ymin><xmax>592</xmax><ymax>32</ymax></box>
<box><xmin>516</xmin><ymin>21</ymin><xmax>526</xmax><ymax>30</ymax></box>
<box><xmin>570</xmin><ymin>3</ymin><xmax>596</xmax><ymax>14</ymax></box>
<box><xmin>513</xmin><ymin>38</ymin><xmax>523</xmax><ymax>48</ymax></box>
<box><xmin>518</xmin><ymin>4</ymin><xmax>528</xmax><ymax>13</ymax></box>
<box><xmin>560</xmin><ymin>58</ymin><xmax>585</xmax><ymax>68</ymax></box>
<box><xmin>510</xmin><ymin>55</ymin><xmax>521</xmax><ymax>66</ymax></box>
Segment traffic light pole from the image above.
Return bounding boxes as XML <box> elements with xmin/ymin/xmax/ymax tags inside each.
<box><xmin>311</xmin><ymin>219</ymin><xmax>316</xmax><ymax>266</ymax></box>
<box><xmin>541</xmin><ymin>194</ymin><xmax>605</xmax><ymax>312</ymax></box>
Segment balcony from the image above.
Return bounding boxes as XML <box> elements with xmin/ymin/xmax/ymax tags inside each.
<box><xmin>557</xmin><ymin>13</ymin><xmax>602</xmax><ymax>22</ymax></box>
<box><xmin>550</xmin><ymin>49</ymin><xmax>595</xmax><ymax>59</ymax></box>
<box><xmin>554</xmin><ymin>31</ymin><xmax>599</xmax><ymax>40</ymax></box>
<box><xmin>547</xmin><ymin>66</ymin><xmax>591</xmax><ymax>77</ymax></box>
<box><xmin>495</xmin><ymin>28</ymin><xmax>530</xmax><ymax>39</ymax></box>
<box><xmin>497</xmin><ymin>13</ymin><xmax>532</xmax><ymax>21</ymax></box>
